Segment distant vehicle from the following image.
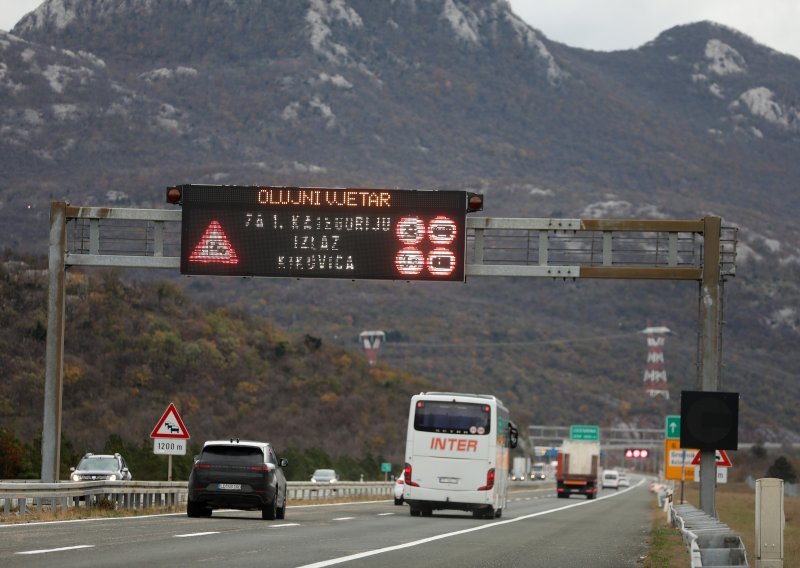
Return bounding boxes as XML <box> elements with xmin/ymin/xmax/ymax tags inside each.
<box><xmin>618</xmin><ymin>472</ymin><xmax>630</xmax><ymax>487</ymax></box>
<box><xmin>402</xmin><ymin>391</ymin><xmax>519</xmax><ymax>519</ymax></box>
<box><xmin>556</xmin><ymin>440</ymin><xmax>600</xmax><ymax>499</ymax></box>
<box><xmin>310</xmin><ymin>469</ymin><xmax>339</xmax><ymax>483</ymax></box>
<box><xmin>70</xmin><ymin>453</ymin><xmax>131</xmax><ymax>481</ymax></box>
<box><xmin>394</xmin><ymin>476</ymin><xmax>405</xmax><ymax>505</ymax></box>
<box><xmin>530</xmin><ymin>463</ymin><xmax>546</xmax><ymax>480</ymax></box>
<box><xmin>187</xmin><ymin>439</ymin><xmax>288</xmax><ymax>520</ymax></box>
<box><xmin>602</xmin><ymin>469</ymin><xmax>620</xmax><ymax>489</ymax></box>
<box><xmin>511</xmin><ymin>456</ymin><xmax>529</xmax><ymax>481</ymax></box>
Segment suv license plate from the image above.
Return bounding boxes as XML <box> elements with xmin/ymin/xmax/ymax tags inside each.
<box><xmin>218</xmin><ymin>483</ymin><xmax>241</xmax><ymax>490</ymax></box>
<box><xmin>439</xmin><ymin>477</ymin><xmax>459</xmax><ymax>484</ymax></box>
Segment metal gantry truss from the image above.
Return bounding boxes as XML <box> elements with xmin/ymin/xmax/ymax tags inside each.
<box><xmin>58</xmin><ymin>206</ymin><xmax>737</xmax><ymax>280</ymax></box>
<box><xmin>528</xmin><ymin>425</ymin><xmax>666</xmax><ymax>452</ymax></box>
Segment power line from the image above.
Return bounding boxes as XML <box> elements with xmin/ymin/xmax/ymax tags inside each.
<box><xmin>377</xmin><ymin>331</ymin><xmax>642</xmax><ymax>350</ymax></box>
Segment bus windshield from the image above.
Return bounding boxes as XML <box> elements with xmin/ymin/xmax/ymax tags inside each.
<box><xmin>414</xmin><ymin>401</ymin><xmax>491</xmax><ymax>435</ymax></box>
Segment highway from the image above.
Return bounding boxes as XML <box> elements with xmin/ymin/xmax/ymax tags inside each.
<box><xmin>2</xmin><ymin>479</ymin><xmax>653</xmax><ymax>567</ymax></box>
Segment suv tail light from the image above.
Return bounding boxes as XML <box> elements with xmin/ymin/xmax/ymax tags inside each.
<box><xmin>193</xmin><ymin>463</ymin><xmax>211</xmax><ymax>469</ymax></box>
<box><xmin>403</xmin><ymin>463</ymin><xmax>419</xmax><ymax>487</ymax></box>
<box><xmin>478</xmin><ymin>468</ymin><xmax>495</xmax><ymax>491</ymax></box>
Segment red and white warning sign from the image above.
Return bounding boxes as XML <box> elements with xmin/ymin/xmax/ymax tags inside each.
<box><xmin>188</xmin><ymin>220</ymin><xmax>239</xmax><ymax>264</ymax></box>
<box><xmin>690</xmin><ymin>449</ymin><xmax>732</xmax><ymax>467</ymax></box>
<box><xmin>150</xmin><ymin>403</ymin><xmax>190</xmax><ymax>439</ymax></box>
<box><xmin>150</xmin><ymin>403</ymin><xmax>190</xmax><ymax>456</ymax></box>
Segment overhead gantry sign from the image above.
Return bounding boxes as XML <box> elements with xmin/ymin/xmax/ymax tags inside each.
<box><xmin>44</xmin><ymin>193</ymin><xmax>735</xmax><ymax>518</ymax></box>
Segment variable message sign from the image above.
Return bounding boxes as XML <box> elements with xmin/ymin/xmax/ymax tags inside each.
<box><xmin>175</xmin><ymin>185</ymin><xmax>474</xmax><ymax>281</ymax></box>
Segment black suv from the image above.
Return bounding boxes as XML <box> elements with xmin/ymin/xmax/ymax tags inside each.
<box><xmin>187</xmin><ymin>439</ymin><xmax>288</xmax><ymax>520</ymax></box>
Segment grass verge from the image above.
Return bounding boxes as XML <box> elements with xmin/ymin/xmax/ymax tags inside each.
<box><xmin>646</xmin><ymin>481</ymin><xmax>798</xmax><ymax>566</ymax></box>
<box><xmin>643</xmin><ymin>497</ymin><xmax>689</xmax><ymax>568</ymax></box>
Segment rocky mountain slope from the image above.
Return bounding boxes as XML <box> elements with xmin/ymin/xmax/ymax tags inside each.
<box><xmin>1</xmin><ymin>0</ymin><xmax>798</xmax><ymax>445</ymax></box>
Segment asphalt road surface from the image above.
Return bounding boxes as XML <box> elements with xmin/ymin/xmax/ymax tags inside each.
<box><xmin>1</xmin><ymin>479</ymin><xmax>654</xmax><ymax>567</ymax></box>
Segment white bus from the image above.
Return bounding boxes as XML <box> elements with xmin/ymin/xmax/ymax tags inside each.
<box><xmin>402</xmin><ymin>392</ymin><xmax>518</xmax><ymax>519</ymax></box>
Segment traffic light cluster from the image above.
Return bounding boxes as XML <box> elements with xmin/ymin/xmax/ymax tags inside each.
<box><xmin>624</xmin><ymin>448</ymin><xmax>650</xmax><ymax>459</ymax></box>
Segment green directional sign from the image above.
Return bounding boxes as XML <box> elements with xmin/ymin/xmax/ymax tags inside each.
<box><xmin>381</xmin><ymin>462</ymin><xmax>392</xmax><ymax>473</ymax></box>
<box><xmin>665</xmin><ymin>415</ymin><xmax>681</xmax><ymax>439</ymax></box>
<box><xmin>570</xmin><ymin>424</ymin><xmax>599</xmax><ymax>441</ymax></box>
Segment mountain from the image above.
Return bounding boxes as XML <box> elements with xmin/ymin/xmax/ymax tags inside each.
<box><xmin>1</xmin><ymin>1</ymin><xmax>798</xmax><ymax>447</ymax></box>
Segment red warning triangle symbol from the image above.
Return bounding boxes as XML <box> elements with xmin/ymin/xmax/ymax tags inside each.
<box><xmin>189</xmin><ymin>220</ymin><xmax>239</xmax><ymax>264</ymax></box>
<box><xmin>150</xmin><ymin>403</ymin><xmax>191</xmax><ymax>439</ymax></box>
<box><xmin>690</xmin><ymin>449</ymin><xmax>732</xmax><ymax>467</ymax></box>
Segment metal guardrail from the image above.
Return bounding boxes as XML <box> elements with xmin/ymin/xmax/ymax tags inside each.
<box><xmin>0</xmin><ymin>481</ymin><xmax>393</xmax><ymax>515</ymax></box>
<box><xmin>670</xmin><ymin>502</ymin><xmax>749</xmax><ymax>567</ymax></box>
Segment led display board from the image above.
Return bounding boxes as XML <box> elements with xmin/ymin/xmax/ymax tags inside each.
<box><xmin>176</xmin><ymin>185</ymin><xmax>471</xmax><ymax>281</ymax></box>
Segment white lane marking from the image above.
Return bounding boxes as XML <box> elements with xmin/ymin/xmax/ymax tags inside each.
<box><xmin>16</xmin><ymin>545</ymin><xmax>94</xmax><ymax>555</ymax></box>
<box><xmin>377</xmin><ymin>513</ymin><xmax>394</xmax><ymax>516</ymax></box>
<box><xmin>174</xmin><ymin>531</ymin><xmax>220</xmax><ymax>538</ymax></box>
<box><xmin>270</xmin><ymin>523</ymin><xmax>300</xmax><ymax>528</ymax></box>
<box><xmin>289</xmin><ymin>499</ymin><xmax>389</xmax><ymax>509</ymax></box>
<box><xmin>332</xmin><ymin>517</ymin><xmax>355</xmax><ymax>521</ymax></box>
<box><xmin>297</xmin><ymin>480</ymin><xmax>646</xmax><ymax>568</ymax></box>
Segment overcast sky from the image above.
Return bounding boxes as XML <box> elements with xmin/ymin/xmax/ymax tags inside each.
<box><xmin>1</xmin><ymin>0</ymin><xmax>798</xmax><ymax>59</ymax></box>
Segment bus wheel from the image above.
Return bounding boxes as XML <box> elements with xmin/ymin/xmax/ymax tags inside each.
<box><xmin>410</xmin><ymin>508</ymin><xmax>421</xmax><ymax>517</ymax></box>
<box><xmin>421</xmin><ymin>508</ymin><xmax>433</xmax><ymax>517</ymax></box>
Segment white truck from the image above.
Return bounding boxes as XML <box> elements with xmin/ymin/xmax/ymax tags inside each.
<box><xmin>556</xmin><ymin>440</ymin><xmax>600</xmax><ymax>499</ymax></box>
<box><xmin>511</xmin><ymin>456</ymin><xmax>529</xmax><ymax>481</ymax></box>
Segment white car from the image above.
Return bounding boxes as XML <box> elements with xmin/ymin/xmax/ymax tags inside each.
<box><xmin>394</xmin><ymin>476</ymin><xmax>404</xmax><ymax>505</ymax></box>
<box><xmin>602</xmin><ymin>469</ymin><xmax>620</xmax><ymax>489</ymax></box>
<box><xmin>618</xmin><ymin>473</ymin><xmax>630</xmax><ymax>487</ymax></box>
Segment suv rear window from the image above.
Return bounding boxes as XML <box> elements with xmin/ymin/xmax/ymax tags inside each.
<box><xmin>201</xmin><ymin>446</ymin><xmax>264</xmax><ymax>465</ymax></box>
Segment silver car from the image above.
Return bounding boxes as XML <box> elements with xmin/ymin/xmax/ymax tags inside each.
<box><xmin>70</xmin><ymin>453</ymin><xmax>132</xmax><ymax>481</ymax></box>
<box><xmin>310</xmin><ymin>469</ymin><xmax>339</xmax><ymax>483</ymax></box>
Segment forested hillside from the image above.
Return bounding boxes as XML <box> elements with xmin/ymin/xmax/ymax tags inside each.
<box><xmin>0</xmin><ymin>251</ymin><xmax>429</xmax><ymax>476</ymax></box>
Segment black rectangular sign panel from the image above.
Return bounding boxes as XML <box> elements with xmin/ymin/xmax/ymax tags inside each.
<box><xmin>178</xmin><ymin>185</ymin><xmax>468</xmax><ymax>281</ymax></box>
<box><xmin>680</xmin><ymin>390</ymin><xmax>739</xmax><ymax>451</ymax></box>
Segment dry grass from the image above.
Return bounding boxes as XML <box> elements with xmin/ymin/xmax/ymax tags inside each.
<box><xmin>0</xmin><ymin>504</ymin><xmax>183</xmax><ymax>524</ymax></box>
<box><xmin>0</xmin><ymin>495</ymin><xmax>388</xmax><ymax>524</ymax></box>
<box><xmin>644</xmin><ymin>499</ymin><xmax>690</xmax><ymax>568</ymax></box>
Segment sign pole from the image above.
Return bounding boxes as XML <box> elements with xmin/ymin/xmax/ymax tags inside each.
<box><xmin>680</xmin><ymin>449</ymin><xmax>686</xmax><ymax>504</ymax></box>
<box><xmin>697</xmin><ymin>216</ymin><xmax>722</xmax><ymax>517</ymax></box>
<box><xmin>168</xmin><ymin>454</ymin><xmax>173</xmax><ymax>482</ymax></box>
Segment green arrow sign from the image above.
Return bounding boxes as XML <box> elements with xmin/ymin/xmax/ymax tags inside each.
<box><xmin>570</xmin><ymin>424</ymin><xmax>599</xmax><ymax>441</ymax></box>
<box><xmin>665</xmin><ymin>415</ymin><xmax>681</xmax><ymax>439</ymax></box>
